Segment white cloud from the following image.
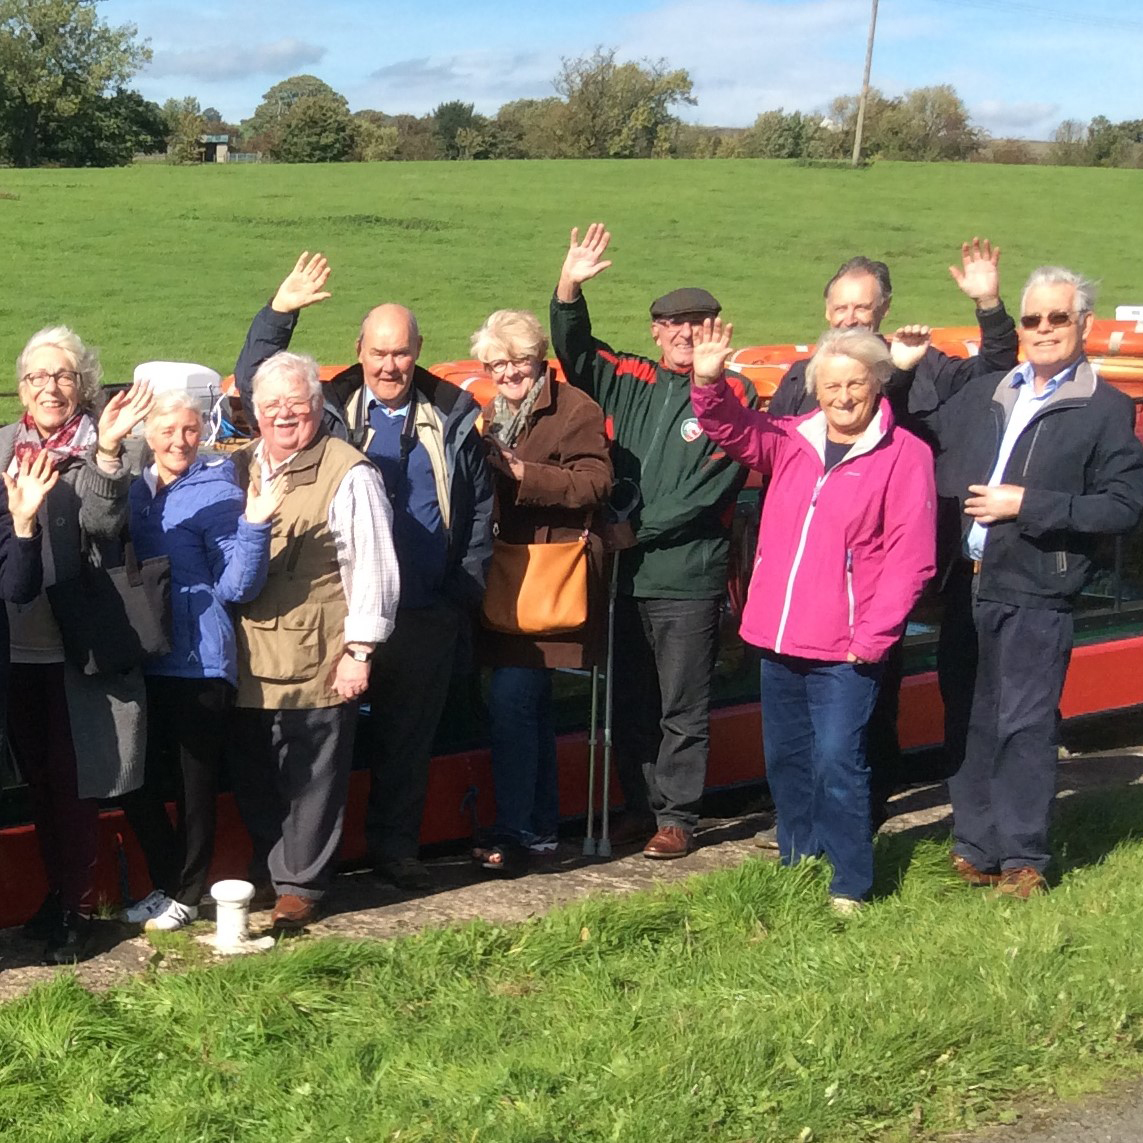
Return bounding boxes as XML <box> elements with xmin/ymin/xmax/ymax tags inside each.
<box><xmin>146</xmin><ymin>37</ymin><xmax>326</xmax><ymax>81</ymax></box>
<box><xmin>972</xmin><ymin>100</ymin><xmax>1060</xmax><ymax>137</ymax></box>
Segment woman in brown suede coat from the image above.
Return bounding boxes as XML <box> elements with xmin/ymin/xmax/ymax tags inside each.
<box><xmin>472</xmin><ymin>309</ymin><xmax>612</xmax><ymax>873</ymax></box>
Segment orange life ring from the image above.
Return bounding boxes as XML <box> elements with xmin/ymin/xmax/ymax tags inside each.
<box><xmin>1086</xmin><ymin>321</ymin><xmax>1143</xmax><ymax>357</ymax></box>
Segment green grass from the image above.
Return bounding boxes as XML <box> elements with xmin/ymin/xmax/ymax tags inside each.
<box><xmin>3</xmin><ymin>159</ymin><xmax>1142</xmax><ymax>401</ymax></box>
<box><xmin>3</xmin><ymin>786</ymin><xmax>1143</xmax><ymax>1142</ymax></box>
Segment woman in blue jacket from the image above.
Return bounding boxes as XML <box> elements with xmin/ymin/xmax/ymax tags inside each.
<box><xmin>122</xmin><ymin>390</ymin><xmax>283</xmax><ymax>931</ymax></box>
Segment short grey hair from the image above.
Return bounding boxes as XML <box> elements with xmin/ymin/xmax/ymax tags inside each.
<box><xmin>1021</xmin><ymin>266</ymin><xmax>1098</xmax><ymax>316</ymax></box>
<box><xmin>470</xmin><ymin>309</ymin><xmax>548</xmax><ymax>364</ymax></box>
<box><xmin>823</xmin><ymin>257</ymin><xmax>893</xmax><ymax>308</ymax></box>
<box><xmin>250</xmin><ymin>351</ymin><xmax>323</xmax><ymax>407</ymax></box>
<box><xmin>145</xmin><ymin>389</ymin><xmax>203</xmax><ymax>431</ymax></box>
<box><xmin>17</xmin><ymin>326</ymin><xmax>104</xmax><ymax>412</ymax></box>
<box><xmin>804</xmin><ymin>328</ymin><xmax>893</xmax><ymax>397</ymax></box>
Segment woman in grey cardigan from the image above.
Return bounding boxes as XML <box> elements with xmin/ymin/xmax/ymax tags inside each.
<box><xmin>2</xmin><ymin>326</ymin><xmax>153</xmax><ymax>965</ymax></box>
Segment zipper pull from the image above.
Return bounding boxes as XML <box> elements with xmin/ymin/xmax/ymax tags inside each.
<box><xmin>811</xmin><ymin>475</ymin><xmax>825</xmax><ymax>506</ymax></box>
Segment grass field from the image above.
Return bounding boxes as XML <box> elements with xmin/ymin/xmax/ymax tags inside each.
<box><xmin>3</xmin><ymin>787</ymin><xmax>1143</xmax><ymax>1142</ymax></box>
<box><xmin>3</xmin><ymin>159</ymin><xmax>1143</xmax><ymax>398</ymax></box>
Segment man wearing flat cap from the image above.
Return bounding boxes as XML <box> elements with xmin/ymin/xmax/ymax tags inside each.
<box><xmin>550</xmin><ymin>223</ymin><xmax>755</xmax><ymax>858</ymax></box>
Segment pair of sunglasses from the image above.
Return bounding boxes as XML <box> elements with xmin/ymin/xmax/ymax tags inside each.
<box><xmin>1019</xmin><ymin>310</ymin><xmax>1077</xmax><ymax>330</ymax></box>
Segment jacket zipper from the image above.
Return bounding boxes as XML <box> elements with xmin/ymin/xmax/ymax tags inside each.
<box><xmin>846</xmin><ymin>549</ymin><xmax>855</xmax><ymax>633</ymax></box>
<box><xmin>1021</xmin><ymin>420</ymin><xmax>1045</xmax><ymax>479</ymax></box>
<box><xmin>775</xmin><ymin>474</ymin><xmax>827</xmax><ymax>653</ymax></box>
<box><xmin>643</xmin><ymin>382</ymin><xmax>677</xmax><ymax>473</ymax></box>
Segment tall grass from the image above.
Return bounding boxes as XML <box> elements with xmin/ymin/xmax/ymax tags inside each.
<box><xmin>2</xmin><ymin>786</ymin><xmax>1142</xmax><ymax>1141</ymax></box>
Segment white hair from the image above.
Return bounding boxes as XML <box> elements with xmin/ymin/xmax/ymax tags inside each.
<box><xmin>1021</xmin><ymin>266</ymin><xmax>1098</xmax><ymax>316</ymax></box>
<box><xmin>250</xmin><ymin>351</ymin><xmax>323</xmax><ymax>407</ymax></box>
<box><xmin>145</xmin><ymin>389</ymin><xmax>203</xmax><ymax>430</ymax></box>
<box><xmin>804</xmin><ymin>328</ymin><xmax>893</xmax><ymax>397</ymax></box>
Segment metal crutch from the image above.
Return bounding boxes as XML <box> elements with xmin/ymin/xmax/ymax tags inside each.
<box><xmin>582</xmin><ymin>665</ymin><xmax>601</xmax><ymax>855</ymax></box>
<box><xmin>596</xmin><ymin>552</ymin><xmax>622</xmax><ymax>857</ymax></box>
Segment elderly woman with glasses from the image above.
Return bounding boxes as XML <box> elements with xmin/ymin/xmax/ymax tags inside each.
<box><xmin>690</xmin><ymin>321</ymin><xmax>936</xmax><ymax>912</ymax></box>
<box><xmin>118</xmin><ymin>390</ymin><xmax>283</xmax><ymax>933</ymax></box>
<box><xmin>2</xmin><ymin>326</ymin><xmax>154</xmax><ymax>963</ymax></box>
<box><xmin>470</xmin><ymin>310</ymin><xmax>612</xmax><ymax>875</ymax></box>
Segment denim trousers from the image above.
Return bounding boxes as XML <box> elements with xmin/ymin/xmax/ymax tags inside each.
<box><xmin>760</xmin><ymin>652</ymin><xmax>883</xmax><ymax>900</ymax></box>
<box><xmin>488</xmin><ymin>667</ymin><xmax>559</xmax><ymax>848</ymax></box>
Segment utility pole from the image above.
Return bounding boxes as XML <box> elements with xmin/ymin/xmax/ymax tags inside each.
<box><xmin>851</xmin><ymin>0</ymin><xmax>880</xmax><ymax>167</ymax></box>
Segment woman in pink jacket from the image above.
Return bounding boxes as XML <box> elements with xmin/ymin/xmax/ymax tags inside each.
<box><xmin>691</xmin><ymin>322</ymin><xmax>936</xmax><ymax>910</ymax></box>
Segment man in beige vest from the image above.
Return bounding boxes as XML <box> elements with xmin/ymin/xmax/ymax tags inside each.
<box><xmin>229</xmin><ymin>351</ymin><xmax>400</xmax><ymax>931</ymax></box>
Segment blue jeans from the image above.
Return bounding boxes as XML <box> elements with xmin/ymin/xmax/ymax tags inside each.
<box><xmin>760</xmin><ymin>653</ymin><xmax>883</xmax><ymax>900</ymax></box>
<box><xmin>488</xmin><ymin>667</ymin><xmax>560</xmax><ymax>848</ymax></box>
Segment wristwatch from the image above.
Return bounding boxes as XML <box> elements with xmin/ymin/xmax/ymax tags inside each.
<box><xmin>345</xmin><ymin>647</ymin><xmax>372</xmax><ymax>663</ymax></box>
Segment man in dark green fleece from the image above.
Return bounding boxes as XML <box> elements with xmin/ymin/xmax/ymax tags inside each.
<box><xmin>550</xmin><ymin>222</ymin><xmax>755</xmax><ymax>858</ymax></box>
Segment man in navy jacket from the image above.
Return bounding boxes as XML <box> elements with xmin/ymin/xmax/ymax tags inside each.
<box><xmin>933</xmin><ymin>266</ymin><xmax>1143</xmax><ymax>897</ymax></box>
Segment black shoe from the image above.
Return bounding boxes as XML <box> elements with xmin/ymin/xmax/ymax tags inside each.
<box><xmin>21</xmin><ymin>891</ymin><xmax>63</xmax><ymax>941</ymax></box>
<box><xmin>374</xmin><ymin>856</ymin><xmax>433</xmax><ymax>892</ymax></box>
<box><xmin>44</xmin><ymin>911</ymin><xmax>94</xmax><ymax>966</ymax></box>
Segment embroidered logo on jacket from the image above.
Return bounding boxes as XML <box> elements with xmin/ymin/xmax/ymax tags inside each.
<box><xmin>680</xmin><ymin>417</ymin><xmax>703</xmax><ymax>443</ymax></box>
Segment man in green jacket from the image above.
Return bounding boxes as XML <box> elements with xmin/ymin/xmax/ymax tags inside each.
<box><xmin>550</xmin><ymin>222</ymin><xmax>754</xmax><ymax>858</ymax></box>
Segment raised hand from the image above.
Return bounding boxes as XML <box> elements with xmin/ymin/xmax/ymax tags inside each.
<box><xmin>98</xmin><ymin>379</ymin><xmax>155</xmax><ymax>454</ymax></box>
<box><xmin>245</xmin><ymin>472</ymin><xmax>286</xmax><ymax>525</ymax></box>
<box><xmin>3</xmin><ymin>452</ymin><xmax>59</xmax><ymax>537</ymax></box>
<box><xmin>691</xmin><ymin>317</ymin><xmax>735</xmax><ymax>385</ymax></box>
<box><xmin>557</xmin><ymin>223</ymin><xmax>613</xmax><ymax>300</ymax></box>
<box><xmin>889</xmin><ymin>325</ymin><xmax>933</xmax><ymax>372</ymax></box>
<box><xmin>949</xmin><ymin>237</ymin><xmax>1001</xmax><ymax>309</ymax></box>
<box><xmin>271</xmin><ymin>251</ymin><xmax>332</xmax><ymax>315</ymax></box>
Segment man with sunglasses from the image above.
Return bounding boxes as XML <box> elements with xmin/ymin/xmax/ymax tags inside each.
<box><xmin>934</xmin><ymin>267</ymin><xmax>1143</xmax><ymax>898</ymax></box>
<box><xmin>550</xmin><ymin>223</ymin><xmax>755</xmax><ymax>858</ymax></box>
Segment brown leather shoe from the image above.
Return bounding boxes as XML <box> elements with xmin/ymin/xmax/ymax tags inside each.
<box><xmin>643</xmin><ymin>825</ymin><xmax>694</xmax><ymax>860</ymax></box>
<box><xmin>995</xmin><ymin>867</ymin><xmax>1048</xmax><ymax>899</ymax></box>
<box><xmin>271</xmin><ymin>893</ymin><xmax>318</xmax><ymax>932</ymax></box>
<box><xmin>950</xmin><ymin>853</ymin><xmax>1001</xmax><ymax>887</ymax></box>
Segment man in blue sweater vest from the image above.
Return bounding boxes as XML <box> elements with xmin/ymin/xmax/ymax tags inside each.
<box><xmin>235</xmin><ymin>253</ymin><xmax>493</xmax><ymax>893</ymax></box>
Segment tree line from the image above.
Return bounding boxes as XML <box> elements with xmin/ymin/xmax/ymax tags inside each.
<box><xmin>2</xmin><ymin>2</ymin><xmax>1139</xmax><ymax>169</ymax></box>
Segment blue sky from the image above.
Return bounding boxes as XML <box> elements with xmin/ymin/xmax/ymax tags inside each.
<box><xmin>104</xmin><ymin>0</ymin><xmax>1143</xmax><ymax>139</ymax></box>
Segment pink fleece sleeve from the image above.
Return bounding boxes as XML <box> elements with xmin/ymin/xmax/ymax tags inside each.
<box><xmin>848</xmin><ymin>439</ymin><xmax>937</xmax><ymax>663</ymax></box>
<box><xmin>691</xmin><ymin>375</ymin><xmax>783</xmax><ymax>476</ymax></box>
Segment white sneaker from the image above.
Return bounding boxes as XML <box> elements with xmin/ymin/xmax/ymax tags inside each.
<box><xmin>121</xmin><ymin>890</ymin><xmax>171</xmax><ymax>924</ymax></box>
<box><xmin>144</xmin><ymin>899</ymin><xmax>198</xmax><ymax>932</ymax></box>
<box><xmin>829</xmin><ymin>895</ymin><xmax>863</xmax><ymax>917</ymax></box>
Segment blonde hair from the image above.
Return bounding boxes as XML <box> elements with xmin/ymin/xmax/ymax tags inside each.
<box><xmin>17</xmin><ymin>326</ymin><xmax>104</xmax><ymax>411</ymax></box>
<box><xmin>470</xmin><ymin>309</ymin><xmax>548</xmax><ymax>364</ymax></box>
<box><xmin>804</xmin><ymin>328</ymin><xmax>893</xmax><ymax>397</ymax></box>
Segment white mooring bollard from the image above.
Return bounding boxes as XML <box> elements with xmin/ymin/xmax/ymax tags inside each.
<box><xmin>201</xmin><ymin>879</ymin><xmax>274</xmax><ymax>955</ymax></box>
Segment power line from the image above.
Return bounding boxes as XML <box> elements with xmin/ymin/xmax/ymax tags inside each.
<box><xmin>911</xmin><ymin>0</ymin><xmax>1143</xmax><ymax>34</ymax></box>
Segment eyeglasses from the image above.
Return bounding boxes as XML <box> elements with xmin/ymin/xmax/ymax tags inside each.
<box><xmin>486</xmin><ymin>357</ymin><xmax>535</xmax><ymax>376</ymax></box>
<box><xmin>1019</xmin><ymin>310</ymin><xmax>1079</xmax><ymax>331</ymax></box>
<box><xmin>22</xmin><ymin>369</ymin><xmax>80</xmax><ymax>389</ymax></box>
<box><xmin>258</xmin><ymin>397</ymin><xmax>312</xmax><ymax>417</ymax></box>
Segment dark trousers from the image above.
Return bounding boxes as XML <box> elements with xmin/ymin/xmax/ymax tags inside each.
<box><xmin>364</xmin><ymin>602</ymin><xmax>459</xmax><ymax>862</ymax></box>
<box><xmin>230</xmin><ymin>704</ymin><xmax>357</xmax><ymax>900</ymax></box>
<box><xmin>7</xmin><ymin>663</ymin><xmax>99</xmax><ymax>914</ymax></box>
<box><xmin>121</xmin><ymin>676</ymin><xmax>232</xmax><ymax>907</ymax></box>
<box><xmin>488</xmin><ymin>667</ymin><xmax>559</xmax><ymax>848</ymax></box>
<box><xmin>760</xmin><ymin>653</ymin><xmax>883</xmax><ymax>900</ymax></box>
<box><xmin>867</xmin><ymin>640</ymin><xmax>904</xmax><ymax>808</ymax></box>
<box><xmin>611</xmin><ymin>595</ymin><xmax>721</xmax><ymax>833</ymax></box>
<box><xmin>943</xmin><ymin>584</ymin><xmax>1073</xmax><ymax>874</ymax></box>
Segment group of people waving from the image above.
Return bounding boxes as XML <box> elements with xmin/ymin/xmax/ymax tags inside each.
<box><xmin>5</xmin><ymin>224</ymin><xmax>1141</xmax><ymax>963</ymax></box>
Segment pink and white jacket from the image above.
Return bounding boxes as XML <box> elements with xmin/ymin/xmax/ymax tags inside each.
<box><xmin>692</xmin><ymin>378</ymin><xmax>936</xmax><ymax>663</ymax></box>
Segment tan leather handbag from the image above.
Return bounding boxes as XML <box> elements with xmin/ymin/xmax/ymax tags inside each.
<box><xmin>480</xmin><ymin>529</ymin><xmax>590</xmax><ymax>636</ymax></box>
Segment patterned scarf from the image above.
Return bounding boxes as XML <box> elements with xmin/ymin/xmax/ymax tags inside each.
<box><xmin>487</xmin><ymin>373</ymin><xmax>547</xmax><ymax>449</ymax></box>
<box><xmin>12</xmin><ymin>410</ymin><xmax>97</xmax><ymax>467</ymax></box>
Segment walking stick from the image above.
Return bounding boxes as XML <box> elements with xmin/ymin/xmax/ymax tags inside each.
<box><xmin>597</xmin><ymin>551</ymin><xmax>622</xmax><ymax>857</ymax></box>
<box><xmin>583</xmin><ymin>665</ymin><xmax>600</xmax><ymax>855</ymax></box>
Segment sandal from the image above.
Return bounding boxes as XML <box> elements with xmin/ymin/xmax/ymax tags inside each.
<box><xmin>480</xmin><ymin>844</ymin><xmax>524</xmax><ymax>876</ymax></box>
